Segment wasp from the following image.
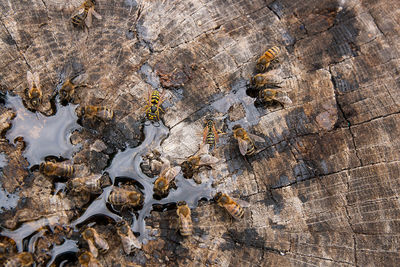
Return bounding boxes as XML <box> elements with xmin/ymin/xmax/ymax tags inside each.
<box><xmin>116</xmin><ymin>220</ymin><xmax>141</xmax><ymax>254</ymax></box>
<box><xmin>82</xmin><ymin>227</ymin><xmax>109</xmax><ymax>258</ymax></box>
<box><xmin>214</xmin><ymin>192</ymin><xmax>249</xmax><ymax>220</ymax></box>
<box><xmin>78</xmin><ymin>251</ymin><xmax>102</xmax><ymax>267</ymax></box>
<box><xmin>258</xmin><ymin>89</ymin><xmax>292</xmax><ymax>106</ymax></box>
<box><xmin>4</xmin><ymin>252</ymin><xmax>33</xmax><ymax>267</ymax></box>
<box><xmin>79</xmin><ymin>105</ymin><xmax>114</xmax><ymax>121</ymax></box>
<box><xmin>67</xmin><ymin>174</ymin><xmax>102</xmax><ymax>194</ymax></box>
<box><xmin>181</xmin><ymin>144</ymin><xmax>219</xmax><ymax>179</ymax></box>
<box><xmin>250</xmin><ymin>69</ymin><xmax>283</xmax><ymax>89</ymax></box>
<box><xmin>256</xmin><ymin>46</ymin><xmax>280</xmax><ymax>73</ymax></box>
<box><xmin>39</xmin><ymin>161</ymin><xmax>75</xmax><ymax>177</ymax></box>
<box><xmin>154</xmin><ymin>158</ymin><xmax>181</xmax><ymax>196</ymax></box>
<box><xmin>108</xmin><ymin>186</ymin><xmax>143</xmax><ymax>208</ymax></box>
<box><xmin>71</xmin><ymin>0</ymin><xmax>102</xmax><ymax>28</ymax></box>
<box><xmin>143</xmin><ymin>90</ymin><xmax>166</xmax><ymax>124</ymax></box>
<box><xmin>232</xmin><ymin>125</ymin><xmax>265</xmax><ymax>156</ymax></box>
<box><xmin>176</xmin><ymin>201</ymin><xmax>192</xmax><ymax>236</ymax></box>
<box><xmin>202</xmin><ymin>119</ymin><xmax>220</xmax><ymax>148</ymax></box>
<box><xmin>26</xmin><ymin>70</ymin><xmax>42</xmax><ymax>109</ymax></box>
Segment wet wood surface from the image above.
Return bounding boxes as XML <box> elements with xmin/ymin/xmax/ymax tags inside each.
<box><xmin>1</xmin><ymin>0</ymin><xmax>400</xmax><ymax>266</ymax></box>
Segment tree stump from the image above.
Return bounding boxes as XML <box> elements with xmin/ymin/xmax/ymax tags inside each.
<box><xmin>1</xmin><ymin>0</ymin><xmax>399</xmax><ymax>266</ymax></box>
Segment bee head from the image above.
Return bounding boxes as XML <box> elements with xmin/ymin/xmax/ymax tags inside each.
<box><xmin>118</xmin><ymin>222</ymin><xmax>129</xmax><ymax>234</ymax></box>
<box><xmin>214</xmin><ymin>192</ymin><xmax>223</xmax><ymax>201</ymax></box>
<box><xmin>79</xmin><ymin>252</ymin><xmax>91</xmax><ymax>264</ymax></box>
<box><xmin>128</xmin><ymin>192</ymin><xmax>141</xmax><ymax>203</ymax></box>
<box><xmin>83</xmin><ymin>228</ymin><xmax>94</xmax><ymax>238</ymax></box>
<box><xmin>177</xmin><ymin>201</ymin><xmax>186</xmax><ymax>207</ymax></box>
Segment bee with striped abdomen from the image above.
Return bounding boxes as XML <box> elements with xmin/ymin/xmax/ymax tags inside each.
<box><xmin>214</xmin><ymin>192</ymin><xmax>248</xmax><ymax>220</ymax></box>
<box><xmin>143</xmin><ymin>90</ymin><xmax>166</xmax><ymax>125</ymax></box>
<box><xmin>250</xmin><ymin>69</ymin><xmax>283</xmax><ymax>89</ymax></box>
<box><xmin>4</xmin><ymin>252</ymin><xmax>33</xmax><ymax>267</ymax></box>
<box><xmin>232</xmin><ymin>125</ymin><xmax>265</xmax><ymax>156</ymax></box>
<box><xmin>180</xmin><ymin>144</ymin><xmax>219</xmax><ymax>179</ymax></box>
<box><xmin>258</xmin><ymin>89</ymin><xmax>292</xmax><ymax>106</ymax></box>
<box><xmin>82</xmin><ymin>227</ymin><xmax>109</xmax><ymax>258</ymax></box>
<box><xmin>116</xmin><ymin>220</ymin><xmax>141</xmax><ymax>254</ymax></box>
<box><xmin>80</xmin><ymin>105</ymin><xmax>114</xmax><ymax>121</ymax></box>
<box><xmin>59</xmin><ymin>71</ymin><xmax>88</xmax><ymax>103</ymax></box>
<box><xmin>26</xmin><ymin>70</ymin><xmax>42</xmax><ymax>109</ymax></box>
<box><xmin>71</xmin><ymin>0</ymin><xmax>102</xmax><ymax>28</ymax></box>
<box><xmin>108</xmin><ymin>187</ymin><xmax>143</xmax><ymax>208</ymax></box>
<box><xmin>68</xmin><ymin>174</ymin><xmax>102</xmax><ymax>194</ymax></box>
<box><xmin>39</xmin><ymin>161</ymin><xmax>75</xmax><ymax>178</ymax></box>
<box><xmin>154</xmin><ymin>159</ymin><xmax>181</xmax><ymax>196</ymax></box>
<box><xmin>78</xmin><ymin>251</ymin><xmax>102</xmax><ymax>267</ymax></box>
<box><xmin>256</xmin><ymin>46</ymin><xmax>281</xmax><ymax>73</ymax></box>
<box><xmin>176</xmin><ymin>201</ymin><xmax>192</xmax><ymax>236</ymax></box>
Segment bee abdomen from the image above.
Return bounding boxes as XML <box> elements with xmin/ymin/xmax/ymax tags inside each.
<box><xmin>108</xmin><ymin>192</ymin><xmax>125</xmax><ymax>205</ymax></box>
<box><xmin>246</xmin><ymin>143</ymin><xmax>256</xmax><ymax>156</ymax></box>
<box><xmin>231</xmin><ymin>204</ymin><xmax>244</xmax><ymax>219</ymax></box>
<box><xmin>71</xmin><ymin>14</ymin><xmax>86</xmax><ymax>27</ymax></box>
<box><xmin>265</xmin><ymin>46</ymin><xmax>280</xmax><ymax>60</ymax></box>
<box><xmin>179</xmin><ymin>224</ymin><xmax>193</xmax><ymax>236</ymax></box>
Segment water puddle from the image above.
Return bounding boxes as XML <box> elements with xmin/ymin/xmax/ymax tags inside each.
<box><xmin>0</xmin><ymin>182</ymin><xmax>19</xmax><ymax>213</ymax></box>
<box><xmin>5</xmin><ymin>94</ymin><xmax>81</xmax><ymax>166</ymax></box>
<box><xmin>0</xmin><ymin>153</ymin><xmax>7</xmax><ymax>168</ymax></box>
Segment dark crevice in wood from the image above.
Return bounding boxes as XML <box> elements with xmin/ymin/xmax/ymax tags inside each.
<box><xmin>289</xmin><ymin>252</ymin><xmax>355</xmax><ymax>266</ymax></box>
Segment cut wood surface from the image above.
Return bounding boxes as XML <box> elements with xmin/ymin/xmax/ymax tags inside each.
<box><xmin>1</xmin><ymin>0</ymin><xmax>400</xmax><ymax>266</ymax></box>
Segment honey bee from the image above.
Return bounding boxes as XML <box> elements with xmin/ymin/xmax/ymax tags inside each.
<box><xmin>71</xmin><ymin>0</ymin><xmax>102</xmax><ymax>28</ymax></box>
<box><xmin>176</xmin><ymin>201</ymin><xmax>192</xmax><ymax>236</ymax></box>
<box><xmin>203</xmin><ymin>119</ymin><xmax>219</xmax><ymax>148</ymax></box>
<box><xmin>214</xmin><ymin>192</ymin><xmax>247</xmax><ymax>220</ymax></box>
<box><xmin>116</xmin><ymin>220</ymin><xmax>141</xmax><ymax>254</ymax></box>
<box><xmin>68</xmin><ymin>174</ymin><xmax>102</xmax><ymax>194</ymax></box>
<box><xmin>82</xmin><ymin>228</ymin><xmax>109</xmax><ymax>258</ymax></box>
<box><xmin>80</xmin><ymin>105</ymin><xmax>114</xmax><ymax>121</ymax></box>
<box><xmin>232</xmin><ymin>125</ymin><xmax>265</xmax><ymax>156</ymax></box>
<box><xmin>256</xmin><ymin>46</ymin><xmax>281</xmax><ymax>73</ymax></box>
<box><xmin>143</xmin><ymin>90</ymin><xmax>165</xmax><ymax>124</ymax></box>
<box><xmin>4</xmin><ymin>252</ymin><xmax>34</xmax><ymax>267</ymax></box>
<box><xmin>258</xmin><ymin>89</ymin><xmax>292</xmax><ymax>106</ymax></box>
<box><xmin>59</xmin><ymin>72</ymin><xmax>88</xmax><ymax>102</ymax></box>
<box><xmin>26</xmin><ymin>70</ymin><xmax>42</xmax><ymax>109</ymax></box>
<box><xmin>181</xmin><ymin>144</ymin><xmax>219</xmax><ymax>179</ymax></box>
<box><xmin>39</xmin><ymin>161</ymin><xmax>75</xmax><ymax>177</ymax></box>
<box><xmin>154</xmin><ymin>158</ymin><xmax>181</xmax><ymax>196</ymax></box>
<box><xmin>78</xmin><ymin>251</ymin><xmax>102</xmax><ymax>267</ymax></box>
<box><xmin>250</xmin><ymin>69</ymin><xmax>283</xmax><ymax>89</ymax></box>
<box><xmin>108</xmin><ymin>186</ymin><xmax>143</xmax><ymax>208</ymax></box>
<box><xmin>0</xmin><ymin>238</ymin><xmax>16</xmax><ymax>260</ymax></box>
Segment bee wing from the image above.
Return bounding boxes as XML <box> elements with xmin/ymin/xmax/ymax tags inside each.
<box><xmin>248</xmin><ymin>133</ymin><xmax>265</xmax><ymax>143</ymax></box>
<box><xmin>198</xmin><ymin>154</ymin><xmax>219</xmax><ymax>165</ymax></box>
<box><xmin>91</xmin><ymin>9</ymin><xmax>102</xmax><ymax>20</ymax></box>
<box><xmin>27</xmin><ymin>70</ymin><xmax>35</xmax><ymax>87</ymax></box>
<box><xmin>159</xmin><ymin>158</ymin><xmax>171</xmax><ymax>175</ymax></box>
<box><xmin>87</xmin><ymin>239</ymin><xmax>98</xmax><ymax>258</ymax></box>
<box><xmin>33</xmin><ymin>72</ymin><xmax>40</xmax><ymax>88</ymax></box>
<box><xmin>165</xmin><ymin>166</ymin><xmax>181</xmax><ymax>182</ymax></box>
<box><xmin>231</xmin><ymin>197</ymin><xmax>251</xmax><ymax>208</ymax></box>
<box><xmin>94</xmin><ymin>233</ymin><xmax>109</xmax><ymax>251</ymax></box>
<box><xmin>86</xmin><ymin>9</ymin><xmax>93</xmax><ymax>27</ymax></box>
<box><xmin>237</xmin><ymin>138</ymin><xmax>248</xmax><ymax>156</ymax></box>
<box><xmin>196</xmin><ymin>143</ymin><xmax>210</xmax><ymax>156</ymax></box>
<box><xmin>275</xmin><ymin>93</ymin><xmax>292</xmax><ymax>105</ymax></box>
<box><xmin>71</xmin><ymin>73</ymin><xmax>88</xmax><ymax>85</ymax></box>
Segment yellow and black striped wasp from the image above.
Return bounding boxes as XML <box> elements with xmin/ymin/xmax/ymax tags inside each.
<box><xmin>203</xmin><ymin>119</ymin><xmax>219</xmax><ymax>148</ymax></box>
<box><xmin>143</xmin><ymin>90</ymin><xmax>166</xmax><ymax>125</ymax></box>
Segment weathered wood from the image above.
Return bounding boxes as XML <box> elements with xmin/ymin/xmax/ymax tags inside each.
<box><xmin>1</xmin><ymin>0</ymin><xmax>400</xmax><ymax>266</ymax></box>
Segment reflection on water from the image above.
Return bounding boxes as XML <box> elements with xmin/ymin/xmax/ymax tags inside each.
<box><xmin>5</xmin><ymin>95</ymin><xmax>80</xmax><ymax>166</ymax></box>
<box><xmin>0</xmin><ymin>182</ymin><xmax>19</xmax><ymax>213</ymax></box>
